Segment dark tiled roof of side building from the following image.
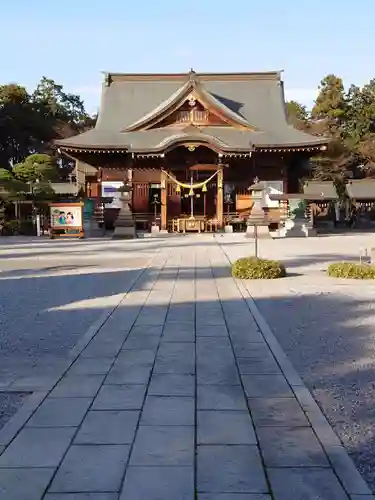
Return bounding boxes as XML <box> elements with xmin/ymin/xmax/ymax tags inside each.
<box><xmin>346</xmin><ymin>180</ymin><xmax>375</xmax><ymax>200</ymax></box>
<box><xmin>56</xmin><ymin>71</ymin><xmax>329</xmax><ymax>151</ymax></box>
<box><xmin>303</xmin><ymin>181</ymin><xmax>338</xmax><ymax>200</ymax></box>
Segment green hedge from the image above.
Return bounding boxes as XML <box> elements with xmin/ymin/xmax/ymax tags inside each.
<box><xmin>327</xmin><ymin>262</ymin><xmax>375</xmax><ymax>279</ymax></box>
<box><xmin>232</xmin><ymin>257</ymin><xmax>286</xmax><ymax>279</ymax></box>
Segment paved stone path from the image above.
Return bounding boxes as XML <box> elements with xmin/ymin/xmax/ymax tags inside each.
<box><xmin>0</xmin><ymin>241</ymin><xmax>373</xmax><ymax>499</ymax></box>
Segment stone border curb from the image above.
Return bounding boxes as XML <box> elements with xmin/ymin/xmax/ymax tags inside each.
<box><xmin>0</xmin><ymin>391</ymin><xmax>47</xmax><ymax>446</ymax></box>
<box><xmin>235</xmin><ymin>277</ymin><xmax>373</xmax><ymax>497</ymax></box>
<box><xmin>0</xmin><ymin>252</ymin><xmax>159</xmax><ymax>452</ymax></box>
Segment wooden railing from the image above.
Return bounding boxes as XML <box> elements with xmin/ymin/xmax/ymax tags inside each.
<box><xmin>176</xmin><ymin>110</ymin><xmax>209</xmax><ymax>123</ymax></box>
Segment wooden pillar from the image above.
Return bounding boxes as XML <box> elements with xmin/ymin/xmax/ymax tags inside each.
<box><xmin>216</xmin><ymin>166</ymin><xmax>224</xmax><ymax>228</ymax></box>
<box><xmin>161</xmin><ymin>170</ymin><xmax>167</xmax><ymax>230</ymax></box>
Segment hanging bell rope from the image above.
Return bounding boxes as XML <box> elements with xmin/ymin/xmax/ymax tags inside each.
<box><xmin>161</xmin><ymin>169</ymin><xmax>220</xmax><ymax>191</ymax></box>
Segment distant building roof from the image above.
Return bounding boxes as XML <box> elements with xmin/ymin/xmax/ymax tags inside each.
<box><xmin>75</xmin><ymin>161</ymin><xmax>97</xmax><ymax>176</ymax></box>
<box><xmin>303</xmin><ymin>181</ymin><xmax>338</xmax><ymax>200</ymax></box>
<box><xmin>50</xmin><ymin>182</ymin><xmax>78</xmax><ymax>195</ymax></box>
<box><xmin>346</xmin><ymin>180</ymin><xmax>375</xmax><ymax>200</ymax></box>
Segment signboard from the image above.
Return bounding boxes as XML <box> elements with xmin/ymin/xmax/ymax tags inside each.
<box><xmin>49</xmin><ymin>202</ymin><xmax>84</xmax><ymax>238</ymax></box>
<box><xmin>101</xmin><ymin>181</ymin><xmax>123</xmax><ymax>209</ymax></box>
<box><xmin>51</xmin><ymin>205</ymin><xmax>82</xmax><ymax>228</ymax></box>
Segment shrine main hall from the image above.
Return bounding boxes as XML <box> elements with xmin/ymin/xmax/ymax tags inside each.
<box><xmin>56</xmin><ymin>70</ymin><xmax>328</xmax><ymax>232</ymax></box>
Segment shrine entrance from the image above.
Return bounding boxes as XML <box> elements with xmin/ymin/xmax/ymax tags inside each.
<box><xmin>161</xmin><ymin>145</ymin><xmax>224</xmax><ymax>232</ymax></box>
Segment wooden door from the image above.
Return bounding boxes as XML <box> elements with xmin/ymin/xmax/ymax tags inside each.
<box><xmin>167</xmin><ymin>183</ymin><xmax>181</xmax><ymax>218</ymax></box>
<box><xmin>132</xmin><ymin>182</ymin><xmax>149</xmax><ymax>213</ymax></box>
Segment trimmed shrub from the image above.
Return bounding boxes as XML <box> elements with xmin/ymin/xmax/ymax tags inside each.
<box><xmin>327</xmin><ymin>262</ymin><xmax>375</xmax><ymax>279</ymax></box>
<box><xmin>232</xmin><ymin>257</ymin><xmax>286</xmax><ymax>279</ymax></box>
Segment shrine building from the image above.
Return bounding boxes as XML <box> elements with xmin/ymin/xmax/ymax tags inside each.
<box><xmin>56</xmin><ymin>70</ymin><xmax>328</xmax><ymax>232</ymax></box>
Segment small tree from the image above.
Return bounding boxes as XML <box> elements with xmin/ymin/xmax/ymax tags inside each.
<box><xmin>13</xmin><ymin>154</ymin><xmax>57</xmax><ymax>183</ymax></box>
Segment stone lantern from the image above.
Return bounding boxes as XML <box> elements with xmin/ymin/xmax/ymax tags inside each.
<box><xmin>246</xmin><ymin>180</ymin><xmax>270</xmax><ymax>239</ymax></box>
<box><xmin>112</xmin><ymin>182</ymin><xmax>136</xmax><ymax>239</ymax></box>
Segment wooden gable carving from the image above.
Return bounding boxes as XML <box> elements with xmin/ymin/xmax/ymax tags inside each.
<box><xmin>150</xmin><ymin>95</ymin><xmax>232</xmax><ymax>128</ymax></box>
<box><xmin>124</xmin><ymin>74</ymin><xmax>255</xmax><ymax>133</ymax></box>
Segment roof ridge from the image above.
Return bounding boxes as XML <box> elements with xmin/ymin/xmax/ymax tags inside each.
<box><xmin>106</xmin><ymin>71</ymin><xmax>282</xmax><ymax>83</ymax></box>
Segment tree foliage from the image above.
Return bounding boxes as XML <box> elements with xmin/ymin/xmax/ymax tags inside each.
<box><xmin>311</xmin><ymin>75</ymin><xmax>347</xmax><ymax>124</ymax></box>
<box><xmin>286</xmin><ymin>73</ymin><xmax>375</xmax><ymax>182</ymax></box>
<box><xmin>0</xmin><ymin>153</ymin><xmax>57</xmax><ymax>205</ymax></box>
<box><xmin>0</xmin><ymin>77</ymin><xmax>94</xmax><ymax>170</ymax></box>
<box><xmin>286</xmin><ymin>101</ymin><xmax>309</xmax><ymax>131</ymax></box>
<box><xmin>13</xmin><ymin>154</ymin><xmax>57</xmax><ymax>183</ymax></box>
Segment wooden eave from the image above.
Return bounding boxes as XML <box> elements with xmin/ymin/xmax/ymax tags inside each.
<box><xmin>255</xmin><ymin>143</ymin><xmax>328</xmax><ymax>153</ymax></box>
<box><xmin>58</xmin><ymin>138</ymin><xmax>328</xmax><ymax>157</ymax></box>
<box><xmin>270</xmin><ymin>193</ymin><xmax>337</xmax><ymax>201</ymax></box>
<box><xmin>59</xmin><ymin>146</ymin><xmax>129</xmax><ymax>154</ymax></box>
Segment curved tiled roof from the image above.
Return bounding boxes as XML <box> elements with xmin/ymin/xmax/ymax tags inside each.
<box><xmin>56</xmin><ymin>71</ymin><xmax>329</xmax><ymax>152</ymax></box>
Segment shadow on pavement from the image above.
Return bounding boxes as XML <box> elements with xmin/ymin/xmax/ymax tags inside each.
<box><xmin>0</xmin><ymin>259</ymin><xmax>374</xmax><ymax>492</ymax></box>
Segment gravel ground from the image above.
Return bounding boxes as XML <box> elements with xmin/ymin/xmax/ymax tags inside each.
<box><xmin>0</xmin><ymin>392</ymin><xmax>29</xmax><ymax>430</ymax></box>
<box><xmin>0</xmin><ymin>238</ymin><xmax>158</xmax><ymax>385</ymax></box>
<box><xmin>220</xmin><ymin>234</ymin><xmax>375</xmax><ymax>492</ymax></box>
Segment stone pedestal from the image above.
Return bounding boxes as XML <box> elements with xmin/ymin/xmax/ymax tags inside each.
<box><xmin>112</xmin><ymin>188</ymin><xmax>136</xmax><ymax>240</ymax></box>
<box><xmin>279</xmin><ymin>218</ymin><xmax>317</xmax><ymax>238</ymax></box>
<box><xmin>224</xmin><ymin>225</ymin><xmax>233</xmax><ymax>233</ymax></box>
<box><xmin>151</xmin><ymin>225</ymin><xmax>160</xmax><ymax>234</ymax></box>
<box><xmin>245</xmin><ymin>224</ymin><xmax>270</xmax><ymax>238</ymax></box>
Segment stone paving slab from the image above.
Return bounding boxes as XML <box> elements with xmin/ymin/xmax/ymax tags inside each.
<box><xmin>120</xmin><ymin>466</ymin><xmax>194</xmax><ymax>500</ymax></box>
<box><xmin>0</xmin><ymin>467</ymin><xmax>55</xmax><ymax>500</ymax></box>
<box><xmin>45</xmin><ymin>494</ymin><xmax>118</xmax><ymax>500</ymax></box>
<box><xmin>74</xmin><ymin>410</ymin><xmax>139</xmax><ymax>444</ymax></box>
<box><xmin>148</xmin><ymin>373</ymin><xmax>195</xmax><ymax>396</ymax></box>
<box><xmin>267</xmin><ymin>468</ymin><xmax>349</xmax><ymax>500</ymax></box>
<box><xmin>49</xmin><ymin>444</ymin><xmax>130</xmax><ymax>492</ymax></box>
<box><xmin>0</xmin><ymin>426</ymin><xmax>75</xmax><ymax>468</ymax></box>
<box><xmin>130</xmin><ymin>425</ymin><xmax>194</xmax><ymax>466</ymax></box>
<box><xmin>197</xmin><ymin>444</ymin><xmax>268</xmax><ymax>494</ymax></box>
<box><xmin>26</xmin><ymin>397</ymin><xmax>92</xmax><ymax>427</ymax></box>
<box><xmin>197</xmin><ymin>410</ymin><xmax>257</xmax><ymax>445</ymax></box>
<box><xmin>0</xmin><ymin>241</ymin><xmax>372</xmax><ymax>499</ymax></box>
<box><xmin>199</xmin><ymin>495</ymin><xmax>271</xmax><ymax>500</ymax></box>
<box><xmin>92</xmin><ymin>384</ymin><xmax>147</xmax><ymax>410</ymax></box>
<box><xmin>140</xmin><ymin>395</ymin><xmax>194</xmax><ymax>425</ymax></box>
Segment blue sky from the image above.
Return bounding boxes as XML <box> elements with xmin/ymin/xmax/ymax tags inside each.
<box><xmin>2</xmin><ymin>0</ymin><xmax>375</xmax><ymax>114</ymax></box>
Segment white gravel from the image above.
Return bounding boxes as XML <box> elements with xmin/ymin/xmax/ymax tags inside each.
<box><xmin>220</xmin><ymin>233</ymin><xmax>375</xmax><ymax>492</ymax></box>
